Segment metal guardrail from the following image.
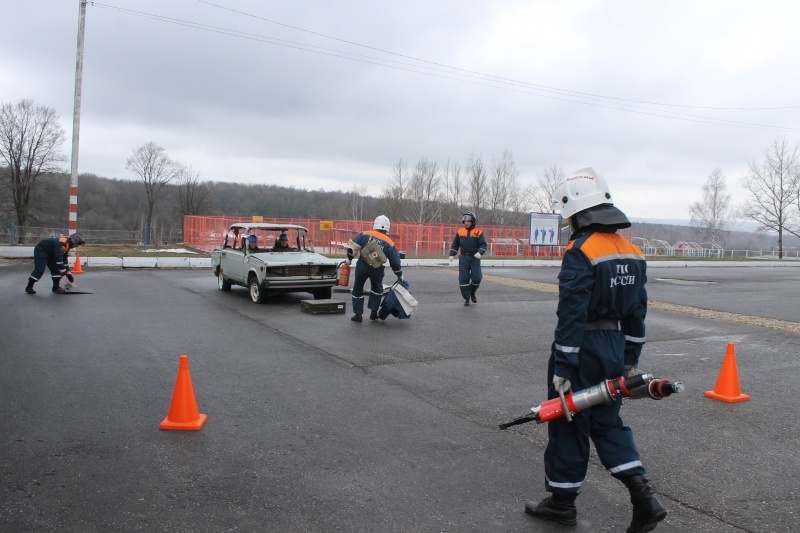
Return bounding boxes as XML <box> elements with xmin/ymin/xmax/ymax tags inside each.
<box><xmin>2</xmin><ymin>225</ymin><xmax>171</xmax><ymax>246</ymax></box>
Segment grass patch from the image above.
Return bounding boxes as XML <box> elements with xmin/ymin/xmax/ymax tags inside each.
<box><xmin>75</xmin><ymin>245</ymin><xmax>205</xmax><ymax>257</ymax></box>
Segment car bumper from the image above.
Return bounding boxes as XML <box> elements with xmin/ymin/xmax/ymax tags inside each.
<box><xmin>262</xmin><ymin>279</ymin><xmax>337</xmax><ymax>290</ymax></box>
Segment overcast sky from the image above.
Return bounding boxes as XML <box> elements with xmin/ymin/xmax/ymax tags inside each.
<box><xmin>2</xmin><ymin>0</ymin><xmax>799</xmax><ymax>222</ymax></box>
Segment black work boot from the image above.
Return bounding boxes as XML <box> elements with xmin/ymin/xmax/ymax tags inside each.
<box><xmin>470</xmin><ymin>292</ymin><xmax>477</xmax><ymax>303</ymax></box>
<box><xmin>350</xmin><ymin>314</ymin><xmax>362</xmax><ymax>322</ymax></box>
<box><xmin>524</xmin><ymin>494</ymin><xmax>577</xmax><ymax>526</ymax></box>
<box><xmin>25</xmin><ymin>279</ymin><xmax>36</xmax><ymax>294</ymax></box>
<box><xmin>621</xmin><ymin>475</ymin><xmax>667</xmax><ymax>533</ymax></box>
<box><xmin>369</xmin><ymin>309</ymin><xmax>378</xmax><ymax>321</ymax></box>
<box><xmin>52</xmin><ymin>279</ymin><xmax>63</xmax><ymax>293</ymax></box>
<box><xmin>463</xmin><ymin>298</ymin><xmax>470</xmax><ymax>306</ymax></box>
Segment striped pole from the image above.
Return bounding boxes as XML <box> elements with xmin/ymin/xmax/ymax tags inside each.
<box><xmin>69</xmin><ymin>0</ymin><xmax>87</xmax><ymax>233</ymax></box>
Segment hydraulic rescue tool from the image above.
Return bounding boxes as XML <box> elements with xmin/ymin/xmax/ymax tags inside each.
<box><xmin>499</xmin><ymin>373</ymin><xmax>683</xmax><ymax>430</ymax></box>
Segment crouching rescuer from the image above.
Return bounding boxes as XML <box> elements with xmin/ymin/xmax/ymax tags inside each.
<box><xmin>525</xmin><ymin>168</ymin><xmax>667</xmax><ymax>533</ymax></box>
<box><xmin>345</xmin><ymin>215</ymin><xmax>403</xmax><ymax>322</ymax></box>
<box><xmin>25</xmin><ymin>233</ymin><xmax>85</xmax><ymax>295</ymax></box>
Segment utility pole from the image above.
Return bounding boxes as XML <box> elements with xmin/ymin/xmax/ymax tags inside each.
<box><xmin>69</xmin><ymin>0</ymin><xmax>87</xmax><ymax>233</ymax></box>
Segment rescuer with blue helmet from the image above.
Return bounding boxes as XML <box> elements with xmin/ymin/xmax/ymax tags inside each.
<box><xmin>525</xmin><ymin>168</ymin><xmax>666</xmax><ymax>533</ymax></box>
<box><xmin>346</xmin><ymin>215</ymin><xmax>403</xmax><ymax>322</ymax></box>
<box><xmin>271</xmin><ymin>233</ymin><xmax>292</xmax><ymax>252</ymax></box>
<box><xmin>25</xmin><ymin>233</ymin><xmax>85</xmax><ymax>294</ymax></box>
<box><xmin>448</xmin><ymin>212</ymin><xmax>487</xmax><ymax>306</ymax></box>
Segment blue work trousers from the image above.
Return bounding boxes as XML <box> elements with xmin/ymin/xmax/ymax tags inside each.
<box><xmin>351</xmin><ymin>261</ymin><xmax>384</xmax><ymax>316</ymax></box>
<box><xmin>30</xmin><ymin>246</ymin><xmax>64</xmax><ymax>282</ymax></box>
<box><xmin>543</xmin><ymin>330</ymin><xmax>645</xmax><ymax>495</ymax></box>
<box><xmin>458</xmin><ymin>255</ymin><xmax>482</xmax><ymax>299</ymax></box>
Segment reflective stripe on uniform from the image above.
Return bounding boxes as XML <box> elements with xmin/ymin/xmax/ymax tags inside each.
<box><xmin>590</xmin><ymin>253</ymin><xmax>645</xmax><ymax>266</ymax></box>
<box><xmin>546</xmin><ymin>476</ymin><xmax>584</xmax><ymax>489</ymax></box>
<box><xmin>555</xmin><ymin>343</ymin><xmax>580</xmax><ymax>354</ymax></box>
<box><xmin>608</xmin><ymin>460</ymin><xmax>643</xmax><ymax>474</ymax></box>
<box><xmin>625</xmin><ymin>335</ymin><xmax>645</xmax><ymax>344</ymax></box>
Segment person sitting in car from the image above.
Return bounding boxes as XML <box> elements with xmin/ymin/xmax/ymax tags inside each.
<box><xmin>272</xmin><ymin>233</ymin><xmax>292</xmax><ymax>252</ymax></box>
<box><xmin>246</xmin><ymin>234</ymin><xmax>261</xmax><ymax>253</ymax></box>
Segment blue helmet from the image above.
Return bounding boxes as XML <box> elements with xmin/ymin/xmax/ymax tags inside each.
<box><xmin>278</xmin><ymin>233</ymin><xmax>289</xmax><ymax>241</ymax></box>
<box><xmin>248</xmin><ymin>235</ymin><xmax>258</xmax><ymax>243</ymax></box>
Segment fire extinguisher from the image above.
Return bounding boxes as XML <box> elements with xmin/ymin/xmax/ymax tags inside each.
<box><xmin>339</xmin><ymin>261</ymin><xmax>351</xmax><ymax>286</ymax></box>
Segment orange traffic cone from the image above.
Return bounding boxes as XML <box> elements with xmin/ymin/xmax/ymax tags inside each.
<box><xmin>72</xmin><ymin>253</ymin><xmax>85</xmax><ymax>274</ymax></box>
<box><xmin>160</xmin><ymin>355</ymin><xmax>208</xmax><ymax>430</ymax></box>
<box><xmin>704</xmin><ymin>343</ymin><xmax>750</xmax><ymax>403</ymax></box>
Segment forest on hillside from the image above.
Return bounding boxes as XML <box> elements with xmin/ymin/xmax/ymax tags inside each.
<box><xmin>1</xmin><ymin>171</ymin><xmax>797</xmax><ymax>252</ymax></box>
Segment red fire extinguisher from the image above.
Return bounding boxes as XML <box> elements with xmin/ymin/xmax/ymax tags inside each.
<box><xmin>339</xmin><ymin>261</ymin><xmax>351</xmax><ymax>286</ymax></box>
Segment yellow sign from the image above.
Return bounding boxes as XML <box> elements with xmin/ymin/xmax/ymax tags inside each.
<box><xmin>320</xmin><ymin>220</ymin><xmax>333</xmax><ymax>231</ymax></box>
<box><xmin>252</xmin><ymin>216</ymin><xmax>264</xmax><ymax>222</ymax></box>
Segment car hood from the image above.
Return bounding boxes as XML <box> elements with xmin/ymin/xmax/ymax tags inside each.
<box><xmin>249</xmin><ymin>251</ymin><xmax>337</xmax><ymax>265</ymax></box>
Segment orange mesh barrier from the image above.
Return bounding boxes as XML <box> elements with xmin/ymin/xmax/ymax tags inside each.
<box><xmin>184</xmin><ymin>215</ymin><xmax>566</xmax><ymax>257</ymax></box>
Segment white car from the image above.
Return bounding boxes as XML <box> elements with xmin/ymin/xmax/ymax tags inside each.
<box><xmin>211</xmin><ymin>223</ymin><xmax>341</xmax><ymax>303</ymax></box>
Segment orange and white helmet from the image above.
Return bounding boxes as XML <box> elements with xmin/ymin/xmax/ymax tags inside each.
<box><xmin>551</xmin><ymin>167</ymin><xmax>613</xmax><ymax>219</ymax></box>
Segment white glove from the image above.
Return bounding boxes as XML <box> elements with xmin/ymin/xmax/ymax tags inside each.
<box><xmin>552</xmin><ymin>374</ymin><xmax>572</xmax><ymax>393</ymax></box>
<box><xmin>448</xmin><ymin>256</ymin><xmax>454</xmax><ymax>262</ymax></box>
<box><xmin>397</xmin><ymin>274</ymin><xmax>404</xmax><ymax>283</ymax></box>
<box><xmin>625</xmin><ymin>365</ymin><xmax>644</xmax><ymax>378</ymax></box>
<box><xmin>474</xmin><ymin>252</ymin><xmax>481</xmax><ymax>259</ymax></box>
<box><xmin>346</xmin><ymin>258</ymin><xmax>352</xmax><ymax>266</ymax></box>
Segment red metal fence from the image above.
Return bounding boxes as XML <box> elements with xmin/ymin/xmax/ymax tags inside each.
<box><xmin>184</xmin><ymin>215</ymin><xmax>567</xmax><ymax>258</ymax></box>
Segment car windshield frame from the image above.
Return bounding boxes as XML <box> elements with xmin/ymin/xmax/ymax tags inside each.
<box><xmin>221</xmin><ymin>223</ymin><xmax>314</xmax><ymax>253</ymax></box>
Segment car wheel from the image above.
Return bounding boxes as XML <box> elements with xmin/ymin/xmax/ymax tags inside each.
<box><xmin>314</xmin><ymin>287</ymin><xmax>332</xmax><ymax>300</ymax></box>
<box><xmin>249</xmin><ymin>277</ymin><xmax>267</xmax><ymax>304</ymax></box>
<box><xmin>217</xmin><ymin>271</ymin><xmax>231</xmax><ymax>291</ymax></box>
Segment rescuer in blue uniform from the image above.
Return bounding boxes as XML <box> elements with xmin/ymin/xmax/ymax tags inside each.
<box><xmin>525</xmin><ymin>168</ymin><xmax>666</xmax><ymax>533</ymax></box>
<box><xmin>346</xmin><ymin>215</ymin><xmax>403</xmax><ymax>322</ymax></box>
<box><xmin>448</xmin><ymin>212</ymin><xmax>486</xmax><ymax>306</ymax></box>
<box><xmin>25</xmin><ymin>233</ymin><xmax>85</xmax><ymax>294</ymax></box>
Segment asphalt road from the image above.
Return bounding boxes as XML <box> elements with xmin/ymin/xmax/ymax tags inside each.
<box><xmin>1</xmin><ymin>262</ymin><xmax>799</xmax><ymax>532</ymax></box>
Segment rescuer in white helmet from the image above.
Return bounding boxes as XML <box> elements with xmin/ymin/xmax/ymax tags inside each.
<box><xmin>525</xmin><ymin>168</ymin><xmax>666</xmax><ymax>533</ymax></box>
<box><xmin>345</xmin><ymin>215</ymin><xmax>403</xmax><ymax>322</ymax></box>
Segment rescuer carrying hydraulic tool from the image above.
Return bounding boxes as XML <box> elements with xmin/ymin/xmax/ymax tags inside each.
<box><xmin>524</xmin><ymin>168</ymin><xmax>667</xmax><ymax>533</ymax></box>
<box><xmin>345</xmin><ymin>215</ymin><xmax>403</xmax><ymax>322</ymax></box>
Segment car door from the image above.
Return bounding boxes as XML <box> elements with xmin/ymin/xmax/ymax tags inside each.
<box><xmin>219</xmin><ymin>231</ymin><xmax>247</xmax><ymax>283</ymax></box>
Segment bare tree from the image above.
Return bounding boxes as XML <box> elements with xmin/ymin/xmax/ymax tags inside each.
<box><xmin>465</xmin><ymin>152</ymin><xmax>487</xmax><ymax>213</ymax></box>
<box><xmin>0</xmin><ymin>99</ymin><xmax>67</xmax><ymax>234</ymax></box>
<box><xmin>406</xmin><ymin>157</ymin><xmax>441</xmax><ymax>224</ymax></box>
<box><xmin>441</xmin><ymin>158</ymin><xmax>463</xmax><ymax>222</ymax></box>
<box><xmin>349</xmin><ymin>183</ymin><xmax>366</xmax><ymax>221</ymax></box>
<box><xmin>689</xmin><ymin>168</ymin><xmax>733</xmax><ymax>245</ymax></box>
<box><xmin>739</xmin><ymin>137</ymin><xmax>800</xmax><ymax>258</ymax></box>
<box><xmin>126</xmin><ymin>142</ymin><xmax>180</xmax><ymax>244</ymax></box>
<box><xmin>381</xmin><ymin>159</ymin><xmax>408</xmax><ymax>222</ymax></box>
<box><xmin>175</xmin><ymin>164</ymin><xmax>212</xmax><ymax>217</ymax></box>
<box><xmin>528</xmin><ymin>165</ymin><xmax>565</xmax><ymax>213</ymax></box>
<box><xmin>486</xmin><ymin>149</ymin><xmax>520</xmax><ymax>225</ymax></box>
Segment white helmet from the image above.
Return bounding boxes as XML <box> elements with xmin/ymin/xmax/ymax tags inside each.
<box><xmin>373</xmin><ymin>215</ymin><xmax>390</xmax><ymax>232</ymax></box>
<box><xmin>551</xmin><ymin>167</ymin><xmax>613</xmax><ymax>219</ymax></box>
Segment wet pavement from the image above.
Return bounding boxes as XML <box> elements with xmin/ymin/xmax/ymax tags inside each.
<box><xmin>1</xmin><ymin>262</ymin><xmax>799</xmax><ymax>532</ymax></box>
